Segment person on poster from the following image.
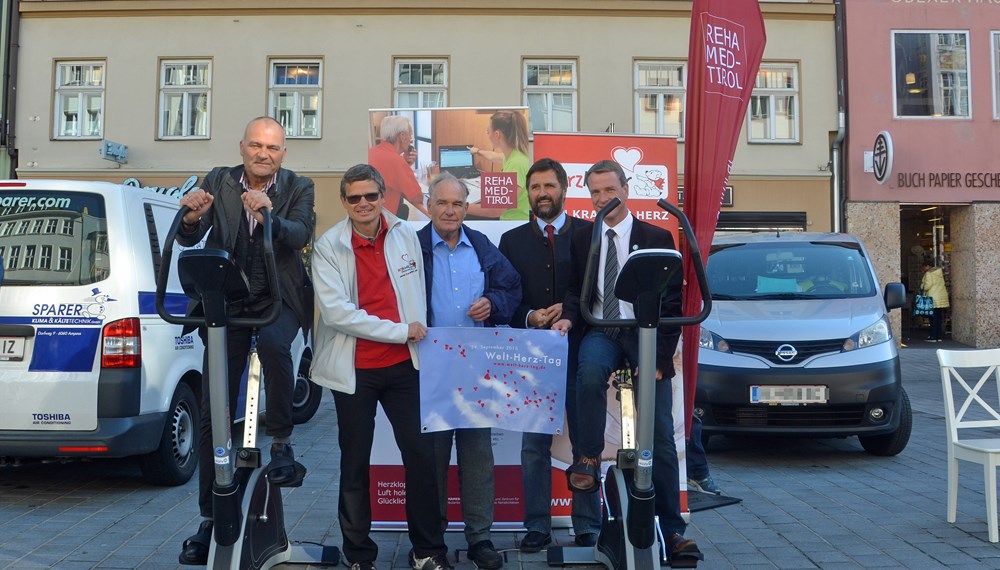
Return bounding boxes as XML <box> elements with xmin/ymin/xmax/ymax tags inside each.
<box><xmin>175</xmin><ymin>116</ymin><xmax>314</xmax><ymax>566</ymax></box>
<box><xmin>417</xmin><ymin>172</ymin><xmax>521</xmax><ymax>570</ymax></box>
<box><xmin>310</xmin><ymin>164</ymin><xmax>450</xmax><ymax>570</ymax></box>
<box><xmin>369</xmin><ymin>115</ymin><xmax>429</xmax><ymax>220</ymax></box>
<box><xmin>551</xmin><ymin>160</ymin><xmax>701</xmax><ymax>562</ymax></box>
<box><xmin>467</xmin><ymin>110</ymin><xmax>531</xmax><ymax>221</ymax></box>
<box><xmin>920</xmin><ymin>261</ymin><xmax>950</xmax><ymax>342</ymax></box>
<box><xmin>498</xmin><ymin>158</ymin><xmax>601</xmax><ymax>550</ymax></box>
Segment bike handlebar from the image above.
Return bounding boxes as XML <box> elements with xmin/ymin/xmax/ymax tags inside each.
<box><xmin>155</xmin><ymin>205</ymin><xmax>282</xmax><ymax>329</ymax></box>
<box><xmin>579</xmin><ymin>198</ymin><xmax>711</xmax><ymax>328</ymax></box>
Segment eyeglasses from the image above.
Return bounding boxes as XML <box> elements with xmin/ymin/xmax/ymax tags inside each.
<box><xmin>345</xmin><ymin>192</ymin><xmax>381</xmax><ymax>205</ymax></box>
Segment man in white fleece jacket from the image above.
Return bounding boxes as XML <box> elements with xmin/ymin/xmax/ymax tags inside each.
<box><xmin>311</xmin><ymin>164</ymin><xmax>451</xmax><ymax>570</ymax></box>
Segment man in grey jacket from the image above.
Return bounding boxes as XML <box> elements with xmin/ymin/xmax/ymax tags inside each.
<box><xmin>311</xmin><ymin>164</ymin><xmax>450</xmax><ymax>570</ymax></box>
<box><xmin>176</xmin><ymin>116</ymin><xmax>314</xmax><ymax>565</ymax></box>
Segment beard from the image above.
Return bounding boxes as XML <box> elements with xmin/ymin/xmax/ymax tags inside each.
<box><xmin>532</xmin><ymin>196</ymin><xmax>564</xmax><ymax>220</ymax></box>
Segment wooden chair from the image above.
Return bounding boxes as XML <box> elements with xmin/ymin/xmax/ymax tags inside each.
<box><xmin>937</xmin><ymin>348</ymin><xmax>1000</xmax><ymax>542</ymax></box>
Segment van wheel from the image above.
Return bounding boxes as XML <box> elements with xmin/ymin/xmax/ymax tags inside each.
<box><xmin>291</xmin><ymin>355</ymin><xmax>322</xmax><ymax>425</ymax></box>
<box><xmin>139</xmin><ymin>382</ymin><xmax>199</xmax><ymax>486</ymax></box>
<box><xmin>858</xmin><ymin>388</ymin><xmax>912</xmax><ymax>457</ymax></box>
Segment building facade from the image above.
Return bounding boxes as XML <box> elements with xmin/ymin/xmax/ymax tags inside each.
<box><xmin>12</xmin><ymin>0</ymin><xmax>838</xmax><ymax>239</ymax></box>
<box><xmin>843</xmin><ymin>0</ymin><xmax>1000</xmax><ymax>348</ymax></box>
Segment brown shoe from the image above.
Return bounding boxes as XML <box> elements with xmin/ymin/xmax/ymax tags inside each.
<box><xmin>565</xmin><ymin>455</ymin><xmax>601</xmax><ymax>493</ymax></box>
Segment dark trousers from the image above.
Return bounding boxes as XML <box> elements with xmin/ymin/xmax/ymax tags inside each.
<box><xmin>686</xmin><ymin>414</ymin><xmax>709</xmax><ymax>480</ymax></box>
<box><xmin>196</xmin><ymin>303</ymin><xmax>299</xmax><ymax>517</ymax></box>
<box><xmin>575</xmin><ymin>328</ymin><xmax>686</xmax><ymax>536</ymax></box>
<box><xmin>930</xmin><ymin>307</ymin><xmax>945</xmax><ymax>340</ymax></box>
<box><xmin>333</xmin><ymin>360</ymin><xmax>447</xmax><ymax>564</ymax></box>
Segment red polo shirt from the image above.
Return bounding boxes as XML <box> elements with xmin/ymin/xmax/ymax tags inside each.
<box><xmin>352</xmin><ymin>217</ymin><xmax>411</xmax><ymax>369</ymax></box>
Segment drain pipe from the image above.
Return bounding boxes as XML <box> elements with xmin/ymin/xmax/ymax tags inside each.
<box><xmin>831</xmin><ymin>112</ymin><xmax>845</xmax><ymax>232</ymax></box>
<box><xmin>831</xmin><ymin>0</ymin><xmax>847</xmax><ymax>232</ymax></box>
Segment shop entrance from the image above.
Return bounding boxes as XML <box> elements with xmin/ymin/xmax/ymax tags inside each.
<box><xmin>900</xmin><ymin>205</ymin><xmax>953</xmax><ymax>343</ymax></box>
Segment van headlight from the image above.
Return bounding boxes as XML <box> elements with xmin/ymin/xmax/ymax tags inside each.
<box><xmin>699</xmin><ymin>326</ymin><xmax>730</xmax><ymax>353</ymax></box>
<box><xmin>843</xmin><ymin>317</ymin><xmax>892</xmax><ymax>351</ymax></box>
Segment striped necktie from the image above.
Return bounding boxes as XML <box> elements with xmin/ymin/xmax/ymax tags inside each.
<box><xmin>603</xmin><ymin>228</ymin><xmax>621</xmax><ymax>339</ymax></box>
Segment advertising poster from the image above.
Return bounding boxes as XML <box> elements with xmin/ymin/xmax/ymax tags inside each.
<box><xmin>532</xmin><ymin>132</ymin><xmax>680</xmax><ymax>241</ymax></box>
<box><xmin>367</xmin><ymin>107</ymin><xmax>531</xmax><ymax>243</ymax></box>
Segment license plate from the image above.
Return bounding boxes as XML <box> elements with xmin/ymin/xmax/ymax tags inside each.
<box><xmin>751</xmin><ymin>385</ymin><xmax>828</xmax><ymax>404</ymax></box>
<box><xmin>0</xmin><ymin>337</ymin><xmax>25</xmax><ymax>361</ymax></box>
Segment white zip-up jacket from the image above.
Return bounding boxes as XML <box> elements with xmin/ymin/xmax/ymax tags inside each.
<box><xmin>311</xmin><ymin>212</ymin><xmax>426</xmax><ymax>394</ymax></box>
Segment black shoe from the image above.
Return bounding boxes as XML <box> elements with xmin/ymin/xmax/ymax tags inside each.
<box><xmin>519</xmin><ymin>531</ymin><xmax>552</xmax><ymax>553</ymax></box>
<box><xmin>348</xmin><ymin>562</ymin><xmax>377</xmax><ymax>570</ymax></box>
<box><xmin>574</xmin><ymin>532</ymin><xmax>598</xmax><ymax>547</ymax></box>
<box><xmin>468</xmin><ymin>540</ymin><xmax>503</xmax><ymax>569</ymax></box>
<box><xmin>178</xmin><ymin>519</ymin><xmax>213</xmax><ymax>565</ymax></box>
<box><xmin>267</xmin><ymin>442</ymin><xmax>305</xmax><ymax>487</ymax></box>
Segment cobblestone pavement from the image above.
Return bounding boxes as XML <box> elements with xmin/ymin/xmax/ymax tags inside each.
<box><xmin>2</xmin><ymin>338</ymin><xmax>999</xmax><ymax>569</ymax></box>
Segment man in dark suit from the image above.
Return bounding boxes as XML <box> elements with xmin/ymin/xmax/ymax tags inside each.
<box><xmin>498</xmin><ymin>158</ymin><xmax>601</xmax><ymax>551</ymax></box>
<box><xmin>175</xmin><ymin>116</ymin><xmax>314</xmax><ymax>565</ymax></box>
<box><xmin>551</xmin><ymin>159</ymin><xmax>699</xmax><ymax>561</ymax></box>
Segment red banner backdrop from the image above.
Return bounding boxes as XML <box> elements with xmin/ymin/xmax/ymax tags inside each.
<box><xmin>681</xmin><ymin>0</ymin><xmax>766</xmax><ymax>435</ymax></box>
<box><xmin>532</xmin><ymin>132</ymin><xmax>679</xmax><ymax>238</ymax></box>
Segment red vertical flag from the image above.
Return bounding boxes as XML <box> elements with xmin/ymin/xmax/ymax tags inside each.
<box><xmin>681</xmin><ymin>0</ymin><xmax>766</xmax><ymax>436</ymax></box>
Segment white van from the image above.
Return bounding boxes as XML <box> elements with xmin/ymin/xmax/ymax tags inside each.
<box><xmin>0</xmin><ymin>180</ymin><xmax>322</xmax><ymax>484</ymax></box>
<box><xmin>696</xmin><ymin>232</ymin><xmax>910</xmax><ymax>456</ymax></box>
<box><xmin>0</xmin><ymin>180</ymin><xmax>207</xmax><ymax>484</ymax></box>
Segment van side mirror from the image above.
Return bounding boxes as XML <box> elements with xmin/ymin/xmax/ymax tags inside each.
<box><xmin>884</xmin><ymin>282</ymin><xmax>906</xmax><ymax>310</ymax></box>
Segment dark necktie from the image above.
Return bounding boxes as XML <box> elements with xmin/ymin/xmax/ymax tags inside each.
<box><xmin>603</xmin><ymin>228</ymin><xmax>621</xmax><ymax>339</ymax></box>
<box><xmin>544</xmin><ymin>224</ymin><xmax>555</xmax><ymax>250</ymax></box>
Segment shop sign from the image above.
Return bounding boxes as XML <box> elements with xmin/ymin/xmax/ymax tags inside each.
<box><xmin>896</xmin><ymin>171</ymin><xmax>1000</xmax><ymax>189</ymax></box>
<box><xmin>873</xmin><ymin>131</ymin><xmax>893</xmax><ymax>185</ymax></box>
<box><xmin>99</xmin><ymin>140</ymin><xmax>128</xmax><ymax>164</ymax></box>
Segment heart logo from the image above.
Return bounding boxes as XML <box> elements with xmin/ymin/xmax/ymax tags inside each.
<box><xmin>612</xmin><ymin>147</ymin><xmax>642</xmax><ymax>172</ymax></box>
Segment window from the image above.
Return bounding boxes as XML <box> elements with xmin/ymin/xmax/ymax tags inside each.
<box><xmin>54</xmin><ymin>61</ymin><xmax>105</xmax><ymax>139</ymax></box>
<box><xmin>992</xmin><ymin>32</ymin><xmax>1000</xmax><ymax>119</ymax></box>
<box><xmin>748</xmin><ymin>64</ymin><xmax>799</xmax><ymax>142</ymax></box>
<box><xmin>635</xmin><ymin>61</ymin><xmax>685</xmax><ymax>138</ymax></box>
<box><xmin>45</xmin><ymin>219</ymin><xmax>57</xmax><ymax>234</ymax></box>
<box><xmin>159</xmin><ymin>60</ymin><xmax>211</xmax><ymax>139</ymax></box>
<box><xmin>270</xmin><ymin>60</ymin><xmax>322</xmax><ymax>138</ymax></box>
<box><xmin>524</xmin><ymin>60</ymin><xmax>578</xmax><ymax>132</ymax></box>
<box><xmin>893</xmin><ymin>31</ymin><xmax>970</xmax><ymax>118</ymax></box>
<box><xmin>61</xmin><ymin>219</ymin><xmax>73</xmax><ymax>236</ymax></box>
<box><xmin>23</xmin><ymin>245</ymin><xmax>35</xmax><ymax>269</ymax></box>
<box><xmin>17</xmin><ymin>221</ymin><xmax>29</xmax><ymax>234</ymax></box>
<box><xmin>31</xmin><ymin>220</ymin><xmax>43</xmax><ymax>234</ymax></box>
<box><xmin>58</xmin><ymin>247</ymin><xmax>72</xmax><ymax>272</ymax></box>
<box><xmin>6</xmin><ymin>245</ymin><xmax>18</xmax><ymax>270</ymax></box>
<box><xmin>2</xmin><ymin>222</ymin><xmax>12</xmax><ymax>236</ymax></box>
<box><xmin>39</xmin><ymin>245</ymin><xmax>52</xmax><ymax>270</ymax></box>
<box><xmin>394</xmin><ymin>59</ymin><xmax>447</xmax><ymax>108</ymax></box>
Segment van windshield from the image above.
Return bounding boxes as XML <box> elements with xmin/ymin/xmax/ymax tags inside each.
<box><xmin>707</xmin><ymin>241</ymin><xmax>877</xmax><ymax>300</ymax></box>
<box><xmin>0</xmin><ymin>190</ymin><xmax>109</xmax><ymax>286</ymax></box>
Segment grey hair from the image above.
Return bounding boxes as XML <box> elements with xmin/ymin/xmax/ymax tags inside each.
<box><xmin>379</xmin><ymin>115</ymin><xmax>412</xmax><ymax>143</ymax></box>
<box><xmin>428</xmin><ymin>171</ymin><xmax>470</xmax><ymax>202</ymax></box>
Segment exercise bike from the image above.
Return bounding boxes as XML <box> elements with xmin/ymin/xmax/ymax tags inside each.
<box><xmin>547</xmin><ymin>198</ymin><xmax>711</xmax><ymax>569</ymax></box>
<box><xmin>155</xmin><ymin>206</ymin><xmax>340</xmax><ymax>569</ymax></box>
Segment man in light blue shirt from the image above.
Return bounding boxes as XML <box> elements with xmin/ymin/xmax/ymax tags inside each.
<box><xmin>417</xmin><ymin>173</ymin><xmax>521</xmax><ymax>570</ymax></box>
